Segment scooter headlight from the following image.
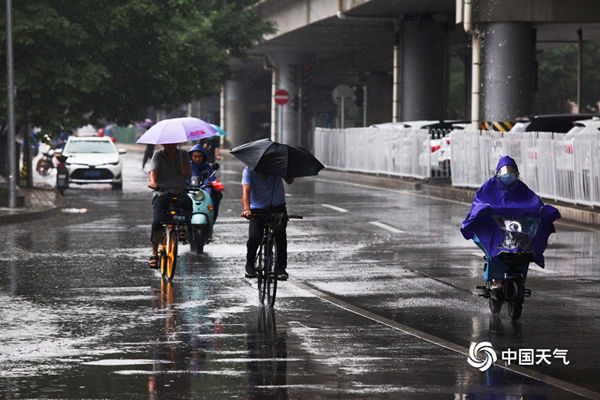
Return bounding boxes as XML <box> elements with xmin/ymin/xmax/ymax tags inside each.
<box><xmin>504</xmin><ymin>220</ymin><xmax>522</xmax><ymax>232</ymax></box>
<box><xmin>192</xmin><ymin>190</ymin><xmax>204</xmax><ymax>201</ymax></box>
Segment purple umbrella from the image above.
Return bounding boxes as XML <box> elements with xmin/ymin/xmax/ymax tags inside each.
<box><xmin>136</xmin><ymin>117</ymin><xmax>218</xmax><ymax>144</ymax></box>
<box><xmin>135</xmin><ymin>118</ymin><xmax>154</xmax><ymax>128</ymax></box>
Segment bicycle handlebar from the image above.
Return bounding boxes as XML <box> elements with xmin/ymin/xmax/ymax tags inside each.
<box><xmin>244</xmin><ymin>212</ymin><xmax>303</xmax><ymax>220</ymax></box>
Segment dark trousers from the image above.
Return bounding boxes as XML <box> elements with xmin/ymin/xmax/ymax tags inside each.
<box><xmin>151</xmin><ymin>193</ymin><xmax>192</xmax><ymax>243</ymax></box>
<box><xmin>247</xmin><ymin>206</ymin><xmax>287</xmax><ymax>271</ymax></box>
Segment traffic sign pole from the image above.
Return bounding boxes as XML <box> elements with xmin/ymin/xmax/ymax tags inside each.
<box><xmin>274</xmin><ymin>89</ymin><xmax>290</xmax><ymax>142</ymax></box>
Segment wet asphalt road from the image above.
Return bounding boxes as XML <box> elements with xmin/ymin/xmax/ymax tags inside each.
<box><xmin>1</xmin><ymin>150</ymin><xmax>599</xmax><ymax>399</ymax></box>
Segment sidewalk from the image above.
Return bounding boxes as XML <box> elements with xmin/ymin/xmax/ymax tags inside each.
<box><xmin>0</xmin><ymin>186</ymin><xmax>67</xmax><ymax>225</ymax></box>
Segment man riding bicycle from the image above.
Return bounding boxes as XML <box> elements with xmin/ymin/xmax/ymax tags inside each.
<box><xmin>148</xmin><ymin>143</ymin><xmax>192</xmax><ymax>268</ymax></box>
<box><xmin>241</xmin><ymin>167</ymin><xmax>293</xmax><ymax>280</ymax></box>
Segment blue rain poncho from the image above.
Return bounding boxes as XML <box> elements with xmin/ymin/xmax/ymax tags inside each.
<box><xmin>188</xmin><ymin>144</ymin><xmax>215</xmax><ymax>186</ymax></box>
<box><xmin>460</xmin><ymin>156</ymin><xmax>561</xmax><ymax>267</ymax></box>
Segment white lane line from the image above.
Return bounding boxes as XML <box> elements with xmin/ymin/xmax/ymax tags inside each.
<box><xmin>289</xmin><ymin>278</ymin><xmax>600</xmax><ymax>400</ymax></box>
<box><xmin>469</xmin><ymin>252</ymin><xmax>555</xmax><ymax>273</ymax></box>
<box><xmin>314</xmin><ymin>176</ymin><xmax>600</xmax><ymax>232</ymax></box>
<box><xmin>321</xmin><ymin>203</ymin><xmax>348</xmax><ymax>213</ymax></box>
<box><xmin>369</xmin><ymin>221</ymin><xmax>404</xmax><ymax>234</ymax></box>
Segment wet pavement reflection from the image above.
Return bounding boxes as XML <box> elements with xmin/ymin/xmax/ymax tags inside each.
<box><xmin>1</xmin><ymin>150</ymin><xmax>599</xmax><ymax>399</ymax></box>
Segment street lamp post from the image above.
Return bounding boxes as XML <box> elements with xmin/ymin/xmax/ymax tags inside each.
<box><xmin>5</xmin><ymin>0</ymin><xmax>17</xmax><ymax>208</ymax></box>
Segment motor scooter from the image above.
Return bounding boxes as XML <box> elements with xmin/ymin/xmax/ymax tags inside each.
<box><xmin>36</xmin><ymin>148</ymin><xmax>56</xmax><ymax>176</ymax></box>
<box><xmin>475</xmin><ymin>216</ymin><xmax>538</xmax><ymax>320</ymax></box>
<box><xmin>55</xmin><ymin>154</ymin><xmax>69</xmax><ymax>195</ymax></box>
<box><xmin>186</xmin><ymin>165</ymin><xmax>224</xmax><ymax>254</ymax></box>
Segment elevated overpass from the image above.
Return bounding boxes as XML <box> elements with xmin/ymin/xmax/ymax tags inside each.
<box><xmin>207</xmin><ymin>0</ymin><xmax>600</xmax><ymax>148</ymax></box>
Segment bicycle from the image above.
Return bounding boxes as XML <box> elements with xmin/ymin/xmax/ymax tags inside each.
<box><xmin>156</xmin><ymin>191</ymin><xmax>188</xmax><ymax>280</ymax></box>
<box><xmin>252</xmin><ymin>210</ymin><xmax>302</xmax><ymax>307</ymax></box>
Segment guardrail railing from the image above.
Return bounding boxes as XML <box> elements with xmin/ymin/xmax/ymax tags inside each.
<box><xmin>451</xmin><ymin>130</ymin><xmax>599</xmax><ymax>207</ymax></box>
<box><xmin>314</xmin><ymin>127</ymin><xmax>598</xmax><ymax>207</ymax></box>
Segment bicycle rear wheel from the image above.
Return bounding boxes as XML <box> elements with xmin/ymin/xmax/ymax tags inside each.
<box><xmin>266</xmin><ymin>240</ymin><xmax>277</xmax><ymax>308</ymax></box>
<box><xmin>165</xmin><ymin>227</ymin><xmax>178</xmax><ymax>280</ymax></box>
<box><xmin>257</xmin><ymin>244</ymin><xmax>266</xmax><ymax>304</ymax></box>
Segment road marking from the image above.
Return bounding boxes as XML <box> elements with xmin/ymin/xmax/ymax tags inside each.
<box><xmin>289</xmin><ymin>278</ymin><xmax>600</xmax><ymax>400</ymax></box>
<box><xmin>369</xmin><ymin>221</ymin><xmax>404</xmax><ymax>233</ymax></box>
<box><xmin>321</xmin><ymin>203</ymin><xmax>348</xmax><ymax>213</ymax></box>
<box><xmin>470</xmin><ymin>252</ymin><xmax>556</xmax><ymax>273</ymax></box>
<box><xmin>314</xmin><ymin>176</ymin><xmax>600</xmax><ymax>232</ymax></box>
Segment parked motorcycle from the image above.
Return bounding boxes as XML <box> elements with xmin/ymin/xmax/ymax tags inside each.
<box><xmin>186</xmin><ymin>165</ymin><xmax>224</xmax><ymax>254</ymax></box>
<box><xmin>55</xmin><ymin>154</ymin><xmax>69</xmax><ymax>195</ymax></box>
<box><xmin>36</xmin><ymin>148</ymin><xmax>56</xmax><ymax>176</ymax></box>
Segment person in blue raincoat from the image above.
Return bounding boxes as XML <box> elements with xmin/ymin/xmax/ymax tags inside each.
<box><xmin>461</xmin><ymin>156</ymin><xmax>561</xmax><ymax>289</ymax></box>
<box><xmin>189</xmin><ymin>144</ymin><xmax>222</xmax><ymax>221</ymax></box>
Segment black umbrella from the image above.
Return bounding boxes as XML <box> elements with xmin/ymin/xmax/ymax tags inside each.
<box><xmin>230</xmin><ymin>138</ymin><xmax>324</xmax><ymax>179</ymax></box>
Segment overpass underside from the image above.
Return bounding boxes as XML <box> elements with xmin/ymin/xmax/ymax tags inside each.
<box><xmin>216</xmin><ymin>0</ymin><xmax>600</xmax><ymax>148</ymax></box>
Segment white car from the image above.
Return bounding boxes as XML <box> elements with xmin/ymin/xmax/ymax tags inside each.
<box><xmin>564</xmin><ymin>117</ymin><xmax>600</xmax><ymax>139</ymax></box>
<box><xmin>437</xmin><ymin>123</ymin><xmax>469</xmax><ymax>172</ymax></box>
<box><xmin>61</xmin><ymin>136</ymin><xmax>126</xmax><ymax>189</ymax></box>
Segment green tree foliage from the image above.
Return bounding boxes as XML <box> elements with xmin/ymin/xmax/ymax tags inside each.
<box><xmin>536</xmin><ymin>41</ymin><xmax>600</xmax><ymax>114</ymax></box>
<box><xmin>0</xmin><ymin>0</ymin><xmax>273</xmax><ymax>137</ymax></box>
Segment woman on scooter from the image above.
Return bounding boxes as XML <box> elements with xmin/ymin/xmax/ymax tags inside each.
<box><xmin>460</xmin><ymin>156</ymin><xmax>561</xmax><ymax>294</ymax></box>
<box><xmin>189</xmin><ymin>144</ymin><xmax>222</xmax><ymax>221</ymax></box>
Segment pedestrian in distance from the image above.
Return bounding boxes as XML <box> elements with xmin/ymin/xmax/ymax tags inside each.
<box><xmin>147</xmin><ymin>143</ymin><xmax>192</xmax><ymax>268</ymax></box>
<box><xmin>200</xmin><ymin>135</ymin><xmax>221</xmax><ymax>164</ymax></box>
<box><xmin>240</xmin><ymin>167</ymin><xmax>293</xmax><ymax>280</ymax></box>
<box><xmin>142</xmin><ymin>144</ymin><xmax>155</xmax><ymax>169</ymax></box>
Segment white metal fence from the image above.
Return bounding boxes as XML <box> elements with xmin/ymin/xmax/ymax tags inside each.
<box><xmin>451</xmin><ymin>130</ymin><xmax>600</xmax><ymax>207</ymax></box>
<box><xmin>313</xmin><ymin>127</ymin><xmax>600</xmax><ymax>207</ymax></box>
<box><xmin>314</xmin><ymin>127</ymin><xmax>432</xmax><ymax>179</ymax></box>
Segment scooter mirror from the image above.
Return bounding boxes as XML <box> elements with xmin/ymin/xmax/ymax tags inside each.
<box><xmin>212</xmin><ymin>163</ymin><xmax>220</xmax><ymax>171</ymax></box>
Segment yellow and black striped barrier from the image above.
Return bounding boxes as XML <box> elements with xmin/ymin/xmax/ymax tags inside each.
<box><xmin>479</xmin><ymin>121</ymin><xmax>514</xmax><ymax>132</ymax></box>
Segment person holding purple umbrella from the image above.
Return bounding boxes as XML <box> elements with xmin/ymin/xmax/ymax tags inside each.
<box><xmin>147</xmin><ymin>143</ymin><xmax>192</xmax><ymax>269</ymax></box>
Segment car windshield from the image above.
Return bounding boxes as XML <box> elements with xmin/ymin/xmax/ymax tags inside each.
<box><xmin>65</xmin><ymin>140</ymin><xmax>115</xmax><ymax>154</ymax></box>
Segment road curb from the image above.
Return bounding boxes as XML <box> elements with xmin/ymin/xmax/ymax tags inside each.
<box><xmin>0</xmin><ymin>189</ymin><xmax>69</xmax><ymax>226</ymax></box>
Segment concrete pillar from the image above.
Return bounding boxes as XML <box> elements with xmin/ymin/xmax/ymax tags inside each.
<box><xmin>269</xmin><ymin>53</ymin><xmax>300</xmax><ymax>145</ymax></box>
<box><xmin>402</xmin><ymin>18</ymin><xmax>447</xmax><ymax>121</ymax></box>
<box><xmin>365</xmin><ymin>72</ymin><xmax>393</xmax><ymax>125</ymax></box>
<box><xmin>481</xmin><ymin>23</ymin><xmax>535</xmax><ymax>122</ymax></box>
<box><xmin>224</xmin><ymin>79</ymin><xmax>252</xmax><ymax>147</ymax></box>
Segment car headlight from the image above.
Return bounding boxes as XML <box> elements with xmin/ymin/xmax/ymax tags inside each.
<box><xmin>193</xmin><ymin>190</ymin><xmax>204</xmax><ymax>201</ymax></box>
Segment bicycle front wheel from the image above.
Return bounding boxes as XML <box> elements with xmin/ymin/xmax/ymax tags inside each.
<box><xmin>159</xmin><ymin>249</ymin><xmax>167</xmax><ymax>277</ymax></box>
<box><xmin>265</xmin><ymin>239</ymin><xmax>277</xmax><ymax>308</ymax></box>
<box><xmin>165</xmin><ymin>227</ymin><xmax>178</xmax><ymax>280</ymax></box>
<box><xmin>257</xmin><ymin>244</ymin><xmax>266</xmax><ymax>304</ymax></box>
